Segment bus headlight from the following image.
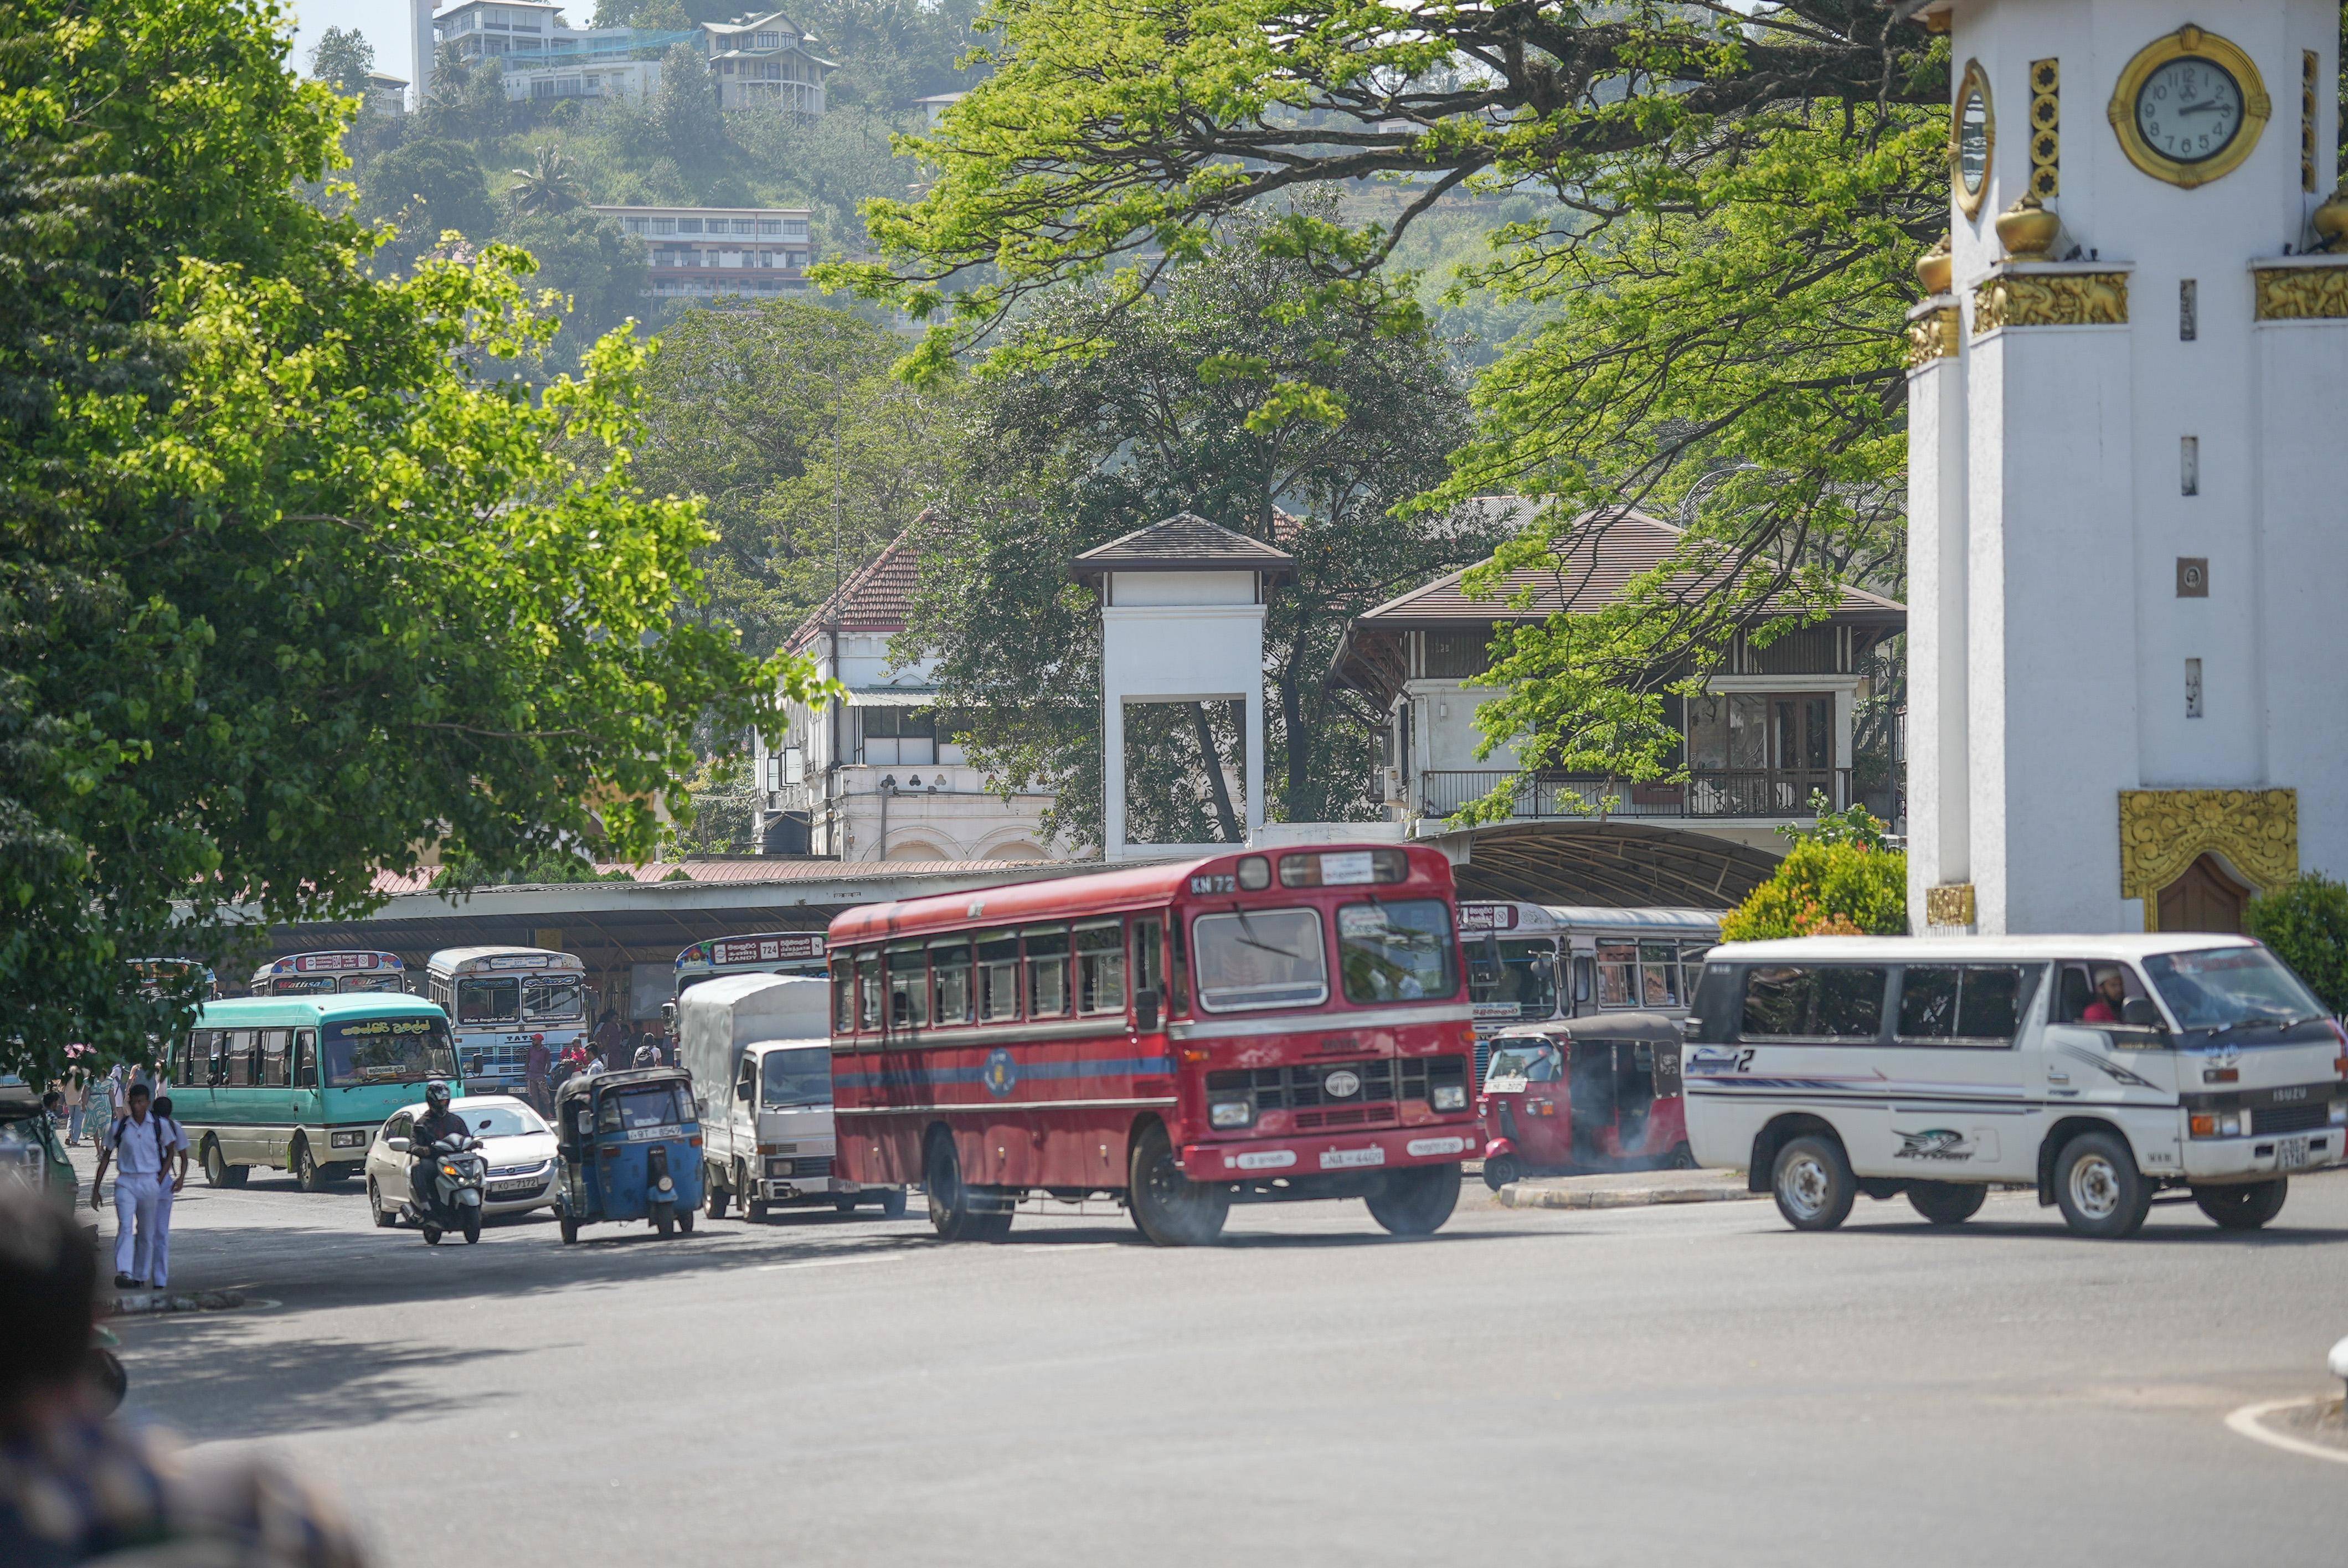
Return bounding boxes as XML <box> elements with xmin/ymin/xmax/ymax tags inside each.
<box><xmin>1432</xmin><ymin>1085</ymin><xmax>1468</xmax><ymax>1112</ymax></box>
<box><xmin>1209</xmin><ymin>1100</ymin><xmax>1254</xmax><ymax>1129</ymax></box>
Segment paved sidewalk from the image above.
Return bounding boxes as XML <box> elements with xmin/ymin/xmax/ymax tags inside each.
<box><xmin>1496</xmin><ymin>1167</ymin><xmax>1761</xmax><ymax>1210</ymax></box>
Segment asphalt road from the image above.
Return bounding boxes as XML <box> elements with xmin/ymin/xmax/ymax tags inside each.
<box><xmin>80</xmin><ymin>1149</ymin><xmax>2348</xmax><ymax>1565</ymax></box>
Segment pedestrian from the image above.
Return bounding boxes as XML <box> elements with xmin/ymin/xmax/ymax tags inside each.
<box><xmin>148</xmin><ymin>1095</ymin><xmax>190</xmax><ymax>1291</ymax></box>
<box><xmin>84</xmin><ymin>1063</ymin><xmax>116</xmax><ymax>1140</ymax></box>
<box><xmin>89</xmin><ymin>1082</ymin><xmax>167</xmax><ymax>1291</ymax></box>
<box><xmin>63</xmin><ymin>1067</ymin><xmax>88</xmax><ymax>1144</ymax></box>
<box><xmin>525</xmin><ymin>1034</ymin><xmax>552</xmax><ymax>1116</ymax></box>
<box><xmin>592</xmin><ymin>1008</ymin><xmax>624</xmax><ymax>1072</ymax></box>
<box><xmin>0</xmin><ymin>1184</ymin><xmax>368</xmax><ymax>1565</ymax></box>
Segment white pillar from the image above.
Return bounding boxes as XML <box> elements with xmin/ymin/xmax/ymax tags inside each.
<box><xmin>413</xmin><ymin>0</ymin><xmax>435</xmax><ymax>107</ymax></box>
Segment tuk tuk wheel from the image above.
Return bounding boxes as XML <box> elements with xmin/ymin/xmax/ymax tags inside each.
<box><xmin>1481</xmin><ymin>1154</ymin><xmax>1521</xmax><ymax>1193</ymax></box>
<box><xmin>1665</xmin><ymin>1143</ymin><xmax>1697</xmax><ymax>1170</ymax></box>
<box><xmin>559</xmin><ymin>1216</ymin><xmax>579</xmax><ymax>1244</ymax></box>
<box><xmin>880</xmin><ymin>1188</ymin><xmax>908</xmax><ymax>1220</ymax></box>
<box><xmin>678</xmin><ymin>1206</ymin><xmax>694</xmax><ymax>1235</ymax></box>
<box><xmin>656</xmin><ymin>1209</ymin><xmax>674</xmax><ymax>1239</ymax></box>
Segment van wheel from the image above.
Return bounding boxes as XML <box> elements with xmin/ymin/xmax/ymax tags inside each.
<box><xmin>1126</xmin><ymin>1122</ymin><xmax>1228</xmax><ymax>1246</ymax></box>
<box><xmin>366</xmin><ymin>1178</ymin><xmax>398</xmax><ymax>1229</ymax></box>
<box><xmin>1771</xmin><ymin>1136</ymin><xmax>1856</xmax><ymax>1231</ymax></box>
<box><xmin>926</xmin><ymin>1132</ymin><xmax>1012</xmax><ymax>1241</ymax></box>
<box><xmin>739</xmin><ymin>1162</ymin><xmax>766</xmax><ymax>1222</ymax></box>
<box><xmin>2053</xmin><ymin>1131</ymin><xmax>2153</xmax><ymax>1239</ymax></box>
<box><xmin>706</xmin><ymin>1180</ymin><xmax>729</xmax><ymax>1221</ymax></box>
<box><xmin>1907</xmin><ymin>1181</ymin><xmax>1987</xmax><ymax>1226</ymax></box>
<box><xmin>292</xmin><ymin>1139</ymin><xmax>330</xmax><ymax>1194</ymax></box>
<box><xmin>2193</xmin><ymin>1179</ymin><xmax>2288</xmax><ymax>1230</ymax></box>
<box><xmin>1366</xmin><ymin>1163</ymin><xmax>1462</xmax><ymax>1237</ymax></box>
<box><xmin>880</xmin><ymin>1188</ymin><xmax>908</xmax><ymax>1220</ymax></box>
<box><xmin>202</xmin><ymin>1138</ymin><xmax>248</xmax><ymax>1189</ymax></box>
<box><xmin>1481</xmin><ymin>1154</ymin><xmax>1520</xmax><ymax>1192</ymax></box>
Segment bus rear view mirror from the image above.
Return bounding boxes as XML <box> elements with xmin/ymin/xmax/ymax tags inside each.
<box><xmin>1135</xmin><ymin>988</ymin><xmax>1161</xmax><ymax>1033</ymax></box>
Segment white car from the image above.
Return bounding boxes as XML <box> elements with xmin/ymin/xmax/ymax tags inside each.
<box><xmin>362</xmin><ymin>1095</ymin><xmax>560</xmax><ymax>1227</ymax></box>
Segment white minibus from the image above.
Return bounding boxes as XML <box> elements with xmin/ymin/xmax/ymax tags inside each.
<box><xmin>1683</xmin><ymin>934</ymin><xmax>2347</xmax><ymax>1238</ymax></box>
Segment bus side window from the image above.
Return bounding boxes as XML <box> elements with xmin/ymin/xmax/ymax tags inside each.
<box><xmin>976</xmin><ymin>931</ymin><xmax>1019</xmax><ymax>1022</ymax></box>
<box><xmin>931</xmin><ymin>937</ymin><xmax>975</xmax><ymax>1025</ymax></box>
<box><xmin>260</xmin><ymin>1029</ymin><xmax>290</xmax><ymax>1089</ymax></box>
<box><xmin>1132</xmin><ymin>917</ymin><xmax>1165</xmax><ymax>1006</ymax></box>
<box><xmin>831</xmin><ymin>957</ymin><xmax>854</xmax><ymax>1035</ymax></box>
<box><xmin>1024</xmin><ymin>925</ymin><xmax>1071</xmax><ymax>1018</ymax></box>
<box><xmin>885</xmin><ymin>942</ymin><xmax>928</xmax><ymax>1031</ymax></box>
<box><xmin>293</xmin><ymin>1030</ymin><xmax>318</xmax><ymax>1089</ymax></box>
<box><xmin>1166</xmin><ymin>917</ymin><xmax>1189</xmax><ymax>1017</ymax></box>
<box><xmin>224</xmin><ymin>1030</ymin><xmax>256</xmax><ymax>1087</ymax></box>
<box><xmin>1573</xmin><ymin>956</ymin><xmax>1595</xmax><ymax>1009</ymax></box>
<box><xmin>856</xmin><ymin>951</ymin><xmax>882</xmax><ymax>1033</ymax></box>
<box><xmin>1075</xmin><ymin>920</ymin><xmax>1125</xmax><ymax>1015</ymax></box>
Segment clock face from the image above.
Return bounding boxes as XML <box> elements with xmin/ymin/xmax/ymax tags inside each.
<box><xmin>2133</xmin><ymin>56</ymin><xmax>2245</xmax><ymax>164</ymax></box>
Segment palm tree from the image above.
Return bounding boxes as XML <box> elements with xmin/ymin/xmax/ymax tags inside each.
<box><xmin>508</xmin><ymin>145</ymin><xmax>584</xmax><ymax>216</ymax></box>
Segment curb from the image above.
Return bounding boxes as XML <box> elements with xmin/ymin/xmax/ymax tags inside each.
<box><xmin>2225</xmin><ymin>1396</ymin><xmax>2348</xmax><ymax>1467</ymax></box>
<box><xmin>1497</xmin><ymin>1181</ymin><xmax>1762</xmax><ymax>1211</ymax></box>
<box><xmin>110</xmin><ymin>1290</ymin><xmax>247</xmax><ymax>1317</ymax></box>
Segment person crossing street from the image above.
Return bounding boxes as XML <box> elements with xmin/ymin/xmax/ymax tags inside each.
<box><xmin>87</xmin><ymin>1082</ymin><xmax>168</xmax><ymax>1290</ymax></box>
<box><xmin>147</xmin><ymin>1095</ymin><xmax>191</xmax><ymax>1290</ymax></box>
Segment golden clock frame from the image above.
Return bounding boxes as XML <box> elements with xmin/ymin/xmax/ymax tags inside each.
<box><xmin>1953</xmin><ymin>58</ymin><xmax>1995</xmax><ymax>219</ymax></box>
<box><xmin>2107</xmin><ymin>24</ymin><xmax>2272</xmax><ymax>189</ymax></box>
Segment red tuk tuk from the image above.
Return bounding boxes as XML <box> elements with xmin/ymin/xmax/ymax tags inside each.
<box><xmin>1477</xmin><ymin>1012</ymin><xmax>1691</xmax><ymax>1189</ymax></box>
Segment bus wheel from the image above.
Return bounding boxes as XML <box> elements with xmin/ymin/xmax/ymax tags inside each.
<box><xmin>1480</xmin><ymin>1154</ymin><xmax>1520</xmax><ymax>1193</ymax></box>
<box><xmin>925</xmin><ymin>1132</ymin><xmax>1005</xmax><ymax>1242</ymax></box>
<box><xmin>1907</xmin><ymin>1181</ymin><xmax>1987</xmax><ymax>1226</ymax></box>
<box><xmin>1127</xmin><ymin>1123</ymin><xmax>1228</xmax><ymax>1246</ymax></box>
<box><xmin>202</xmin><ymin>1138</ymin><xmax>247</xmax><ymax>1190</ymax></box>
<box><xmin>1367</xmin><ymin>1163</ymin><xmax>1461</xmax><ymax>1237</ymax></box>
<box><xmin>2053</xmin><ymin>1131</ymin><xmax>2152</xmax><ymax>1240</ymax></box>
<box><xmin>292</xmin><ymin>1139</ymin><xmax>329</xmax><ymax>1194</ymax></box>
<box><xmin>2193</xmin><ymin>1179</ymin><xmax>2288</xmax><ymax>1230</ymax></box>
<box><xmin>1771</xmin><ymin>1136</ymin><xmax>1855</xmax><ymax>1232</ymax></box>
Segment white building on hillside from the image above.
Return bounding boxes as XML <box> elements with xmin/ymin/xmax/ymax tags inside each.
<box><xmin>753</xmin><ymin>530</ymin><xmax>1060</xmax><ymax>864</ymax></box>
<box><xmin>590</xmin><ymin>204</ymin><xmax>812</xmax><ymax>301</ymax></box>
<box><xmin>415</xmin><ymin>2</ymin><xmax>828</xmax><ymax>112</ymax></box>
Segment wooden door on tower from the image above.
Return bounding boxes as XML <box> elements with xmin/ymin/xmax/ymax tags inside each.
<box><xmin>2155</xmin><ymin>853</ymin><xmax>2251</xmax><ymax>933</ymax></box>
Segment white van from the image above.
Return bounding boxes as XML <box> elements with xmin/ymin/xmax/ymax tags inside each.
<box><xmin>678</xmin><ymin>974</ymin><xmax>907</xmax><ymax>1221</ymax></box>
<box><xmin>1683</xmin><ymin>935</ymin><xmax>2347</xmax><ymax>1238</ymax></box>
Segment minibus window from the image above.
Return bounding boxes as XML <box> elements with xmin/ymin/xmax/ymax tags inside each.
<box><xmin>976</xmin><ymin>932</ymin><xmax>1020</xmax><ymax>1021</ymax></box>
<box><xmin>886</xmin><ymin>943</ymin><xmax>929</xmax><ymax>1029</ymax></box>
<box><xmin>1075</xmin><ymin>921</ymin><xmax>1126</xmax><ymax>1015</ymax></box>
<box><xmin>931</xmin><ymin>937</ymin><xmax>975</xmax><ymax>1025</ymax></box>
<box><xmin>1742</xmin><ymin>966</ymin><xmax>1888</xmax><ymax>1040</ymax></box>
<box><xmin>1024</xmin><ymin>926</ymin><xmax>1071</xmax><ymax>1018</ymax></box>
<box><xmin>225</xmin><ymin>1030</ymin><xmax>257</xmax><ymax>1087</ymax></box>
<box><xmin>1897</xmin><ymin>965</ymin><xmax>2034</xmax><ymax>1044</ymax></box>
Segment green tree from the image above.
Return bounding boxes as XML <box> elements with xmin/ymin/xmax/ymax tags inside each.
<box><xmin>306</xmin><ymin>24</ymin><xmax>374</xmax><ymax>98</ymax></box>
<box><xmin>632</xmin><ymin>300</ymin><xmax>957</xmax><ymax>657</ymax></box>
<box><xmin>653</xmin><ymin>41</ymin><xmax>727</xmax><ymax>164</ymax></box>
<box><xmin>0</xmin><ymin>0</ymin><xmax>809</xmax><ymax>1081</ymax></box>
<box><xmin>502</xmin><ymin>208</ymin><xmax>650</xmax><ymax>369</ymax></box>
<box><xmin>2246</xmin><ymin>872</ymin><xmax>2348</xmax><ymax>1016</ymax></box>
<box><xmin>509</xmin><ymin>144</ymin><xmax>586</xmax><ymax>215</ymax></box>
<box><xmin>899</xmin><ymin>218</ymin><xmax>1489</xmax><ymax>849</ymax></box>
<box><xmin>828</xmin><ymin>2</ymin><xmax>1952</xmax><ymax>784</ymax></box>
<box><xmin>1717</xmin><ymin>840</ymin><xmax>1908</xmax><ymax>942</ymax></box>
<box><xmin>362</xmin><ymin>136</ymin><xmax>499</xmax><ymax>270</ymax></box>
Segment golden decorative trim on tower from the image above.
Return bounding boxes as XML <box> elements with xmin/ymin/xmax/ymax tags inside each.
<box><xmin>1906</xmin><ymin>305</ymin><xmax>1960</xmax><ymax>367</ymax></box>
<box><xmin>2028</xmin><ymin>58</ymin><xmax>2060</xmax><ymax>199</ymax></box>
<box><xmin>2118</xmin><ymin>790</ymin><xmax>2298</xmax><ymax>911</ymax></box>
<box><xmin>2253</xmin><ymin>262</ymin><xmax>2348</xmax><ymax>321</ymax></box>
<box><xmin>1923</xmin><ymin>884</ymin><xmax>1976</xmax><ymax>928</ymax></box>
<box><xmin>2305</xmin><ymin>51</ymin><xmax>2321</xmax><ymax>194</ymax></box>
<box><xmin>1973</xmin><ymin>270</ymin><xmax>2128</xmax><ymax>333</ymax></box>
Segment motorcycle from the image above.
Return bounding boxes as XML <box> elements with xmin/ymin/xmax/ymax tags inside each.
<box><xmin>403</xmin><ymin>1132</ymin><xmax>487</xmax><ymax>1245</ymax></box>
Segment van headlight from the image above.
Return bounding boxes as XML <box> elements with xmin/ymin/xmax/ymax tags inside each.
<box><xmin>330</xmin><ymin>1130</ymin><xmax>367</xmax><ymax>1150</ymax></box>
<box><xmin>2188</xmin><ymin>1111</ymin><xmax>2246</xmax><ymax>1139</ymax></box>
<box><xmin>1209</xmin><ymin>1100</ymin><xmax>1253</xmax><ymax>1129</ymax></box>
<box><xmin>1432</xmin><ymin>1085</ymin><xmax>1468</xmax><ymax>1112</ymax></box>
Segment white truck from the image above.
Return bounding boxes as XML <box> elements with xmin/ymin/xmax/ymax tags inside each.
<box><xmin>678</xmin><ymin>973</ymin><xmax>907</xmax><ymax>1221</ymax></box>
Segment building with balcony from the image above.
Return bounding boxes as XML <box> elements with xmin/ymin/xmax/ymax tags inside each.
<box><xmin>1329</xmin><ymin>507</ymin><xmax>1906</xmax><ymax>905</ymax></box>
<box><xmin>752</xmin><ymin>529</ymin><xmax>1062</xmax><ymax>863</ymax></box>
<box><xmin>701</xmin><ymin>11</ymin><xmax>830</xmax><ymax>114</ymax></box>
<box><xmin>589</xmin><ymin>204</ymin><xmax>811</xmax><ymax>300</ymax></box>
<box><xmin>418</xmin><ymin>2</ymin><xmax>827</xmax><ymax>113</ymax></box>
<box><xmin>364</xmin><ymin>71</ymin><xmax>411</xmax><ymax>115</ymax></box>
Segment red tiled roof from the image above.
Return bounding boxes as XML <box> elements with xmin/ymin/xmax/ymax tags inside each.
<box><xmin>370</xmin><ymin>855</ymin><xmax>1063</xmax><ymax>898</ymax></box>
<box><xmin>1352</xmin><ymin>509</ymin><xmax>1904</xmax><ymax>627</ymax></box>
<box><xmin>785</xmin><ymin>525</ymin><xmax>923</xmax><ymax>653</ymax></box>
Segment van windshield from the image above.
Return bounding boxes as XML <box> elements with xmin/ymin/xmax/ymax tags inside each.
<box><xmin>2141</xmin><ymin>947</ymin><xmax>2330</xmax><ymax>1038</ymax></box>
<box><xmin>760</xmin><ymin>1047</ymin><xmax>831</xmax><ymax>1109</ymax></box>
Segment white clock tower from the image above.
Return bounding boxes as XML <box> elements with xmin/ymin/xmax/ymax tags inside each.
<box><xmin>1906</xmin><ymin>0</ymin><xmax>2348</xmax><ymax>935</ymax></box>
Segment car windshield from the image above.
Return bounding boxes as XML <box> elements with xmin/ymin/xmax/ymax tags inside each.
<box><xmin>1468</xmin><ymin>938</ymin><xmax>1557</xmax><ymax>1017</ymax></box>
<box><xmin>456</xmin><ymin>978</ymin><xmax>520</xmax><ymax>1025</ymax></box>
<box><xmin>1484</xmin><ymin>1044</ymin><xmax>1559</xmax><ymax>1085</ymax></box>
<box><xmin>1337</xmin><ymin>899</ymin><xmax>1459</xmax><ymax>1005</ymax></box>
<box><xmin>465</xmin><ymin>1104</ymin><xmax>547</xmax><ymax>1138</ymax></box>
<box><xmin>523</xmin><ymin>978</ymin><xmax>584</xmax><ymax>1022</ymax></box>
<box><xmin>761</xmin><ymin>1047</ymin><xmax>831</xmax><ymax>1109</ymax></box>
<box><xmin>1191</xmin><ymin>909</ymin><xmax>1327</xmax><ymax>1012</ymax></box>
<box><xmin>2141</xmin><ymin>947</ymin><xmax>2329</xmax><ymax>1035</ymax></box>
<box><xmin>322</xmin><ymin>1018</ymin><xmax>459</xmax><ymax>1086</ymax></box>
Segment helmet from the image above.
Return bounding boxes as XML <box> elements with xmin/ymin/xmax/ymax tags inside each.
<box><xmin>424</xmin><ymin>1079</ymin><xmax>451</xmax><ymax>1111</ymax></box>
<box><xmin>632</xmin><ymin>1044</ymin><xmax>658</xmax><ymax>1067</ymax></box>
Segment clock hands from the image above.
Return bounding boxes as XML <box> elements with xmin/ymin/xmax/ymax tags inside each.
<box><xmin>2174</xmin><ymin>100</ymin><xmax>2228</xmax><ymax>116</ymax></box>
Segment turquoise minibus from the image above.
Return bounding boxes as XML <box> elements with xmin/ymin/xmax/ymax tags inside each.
<box><xmin>166</xmin><ymin>993</ymin><xmax>459</xmax><ymax>1192</ymax></box>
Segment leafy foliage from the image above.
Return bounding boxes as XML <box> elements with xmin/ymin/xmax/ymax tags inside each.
<box><xmin>306</xmin><ymin>24</ymin><xmax>373</xmax><ymax>99</ymax></box>
<box><xmin>509</xmin><ymin>145</ymin><xmax>586</xmax><ymax>215</ymax></box>
<box><xmin>0</xmin><ymin>0</ymin><xmax>809</xmax><ymax>1080</ymax></box>
<box><xmin>361</xmin><ymin>136</ymin><xmax>500</xmax><ymax>270</ymax></box>
<box><xmin>2246</xmin><ymin>872</ymin><xmax>2348</xmax><ymax>1017</ymax></box>
<box><xmin>1717</xmin><ymin>840</ymin><xmax>1907</xmax><ymax>942</ymax></box>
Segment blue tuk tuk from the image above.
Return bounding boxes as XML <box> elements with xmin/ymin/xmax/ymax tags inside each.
<box><xmin>552</xmin><ymin>1067</ymin><xmax>704</xmax><ymax>1242</ymax></box>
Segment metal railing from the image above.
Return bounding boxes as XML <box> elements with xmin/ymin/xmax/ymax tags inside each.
<box><xmin>1417</xmin><ymin>768</ymin><xmax>1859</xmax><ymax>822</ymax></box>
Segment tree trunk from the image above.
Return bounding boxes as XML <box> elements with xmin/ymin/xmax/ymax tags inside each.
<box><xmin>1193</xmin><ymin>701</ymin><xmax>1242</xmax><ymax>843</ymax></box>
<box><xmin>1279</xmin><ymin>651</ymin><xmax>1310</xmax><ymax>823</ymax></box>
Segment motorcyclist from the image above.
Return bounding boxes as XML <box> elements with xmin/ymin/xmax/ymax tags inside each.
<box><xmin>407</xmin><ymin>1080</ymin><xmax>471</xmax><ymax>1215</ymax></box>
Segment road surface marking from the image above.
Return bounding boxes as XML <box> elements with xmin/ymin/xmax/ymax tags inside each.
<box><xmin>755</xmin><ymin>1253</ymin><xmax>912</xmax><ymax>1274</ymax></box>
<box><xmin>2224</xmin><ymin>1397</ymin><xmax>2348</xmax><ymax>1466</ymax></box>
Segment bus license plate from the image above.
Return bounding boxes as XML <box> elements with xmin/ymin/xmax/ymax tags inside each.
<box><xmin>2274</xmin><ymin>1136</ymin><xmax>2311</xmax><ymax>1170</ymax></box>
<box><xmin>1320</xmin><ymin>1147</ymin><xmax>1385</xmax><ymax>1170</ymax></box>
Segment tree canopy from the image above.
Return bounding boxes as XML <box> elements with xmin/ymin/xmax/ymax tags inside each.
<box><xmin>0</xmin><ymin>0</ymin><xmax>806</xmax><ymax>1079</ymax></box>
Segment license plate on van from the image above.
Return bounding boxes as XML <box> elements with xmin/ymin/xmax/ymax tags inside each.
<box><xmin>2274</xmin><ymin>1136</ymin><xmax>2312</xmax><ymax>1170</ymax></box>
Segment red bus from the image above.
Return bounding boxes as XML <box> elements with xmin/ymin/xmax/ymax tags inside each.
<box><xmin>827</xmin><ymin>843</ymin><xmax>1479</xmax><ymax>1246</ymax></box>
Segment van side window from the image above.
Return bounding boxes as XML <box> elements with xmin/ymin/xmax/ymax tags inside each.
<box><xmin>224</xmin><ymin>1029</ymin><xmax>258</xmax><ymax>1086</ymax></box>
<box><xmin>976</xmin><ymin>931</ymin><xmax>1020</xmax><ymax>1022</ymax></box>
<box><xmin>293</xmin><ymin>1029</ymin><xmax>318</xmax><ymax>1087</ymax></box>
<box><xmin>1741</xmin><ymin>966</ymin><xmax>1888</xmax><ymax>1040</ymax></box>
<box><xmin>1896</xmin><ymin>966</ymin><xmax>2037</xmax><ymax>1045</ymax></box>
<box><xmin>2055</xmin><ymin>961</ymin><xmax>2149</xmax><ymax>1025</ymax></box>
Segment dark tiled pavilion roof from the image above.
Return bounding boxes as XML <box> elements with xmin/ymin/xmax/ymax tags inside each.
<box><xmin>1070</xmin><ymin>512</ymin><xmax>1296</xmax><ymax>580</ymax></box>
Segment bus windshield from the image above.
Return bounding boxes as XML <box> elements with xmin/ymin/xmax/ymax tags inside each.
<box><xmin>1468</xmin><ymin>938</ymin><xmax>1557</xmax><ymax>1018</ymax></box>
<box><xmin>523</xmin><ymin>977</ymin><xmax>585</xmax><ymax>1022</ymax></box>
<box><xmin>1337</xmin><ymin>899</ymin><xmax>1459</xmax><ymax>1004</ymax></box>
<box><xmin>322</xmin><ymin>1017</ymin><xmax>457</xmax><ymax>1087</ymax></box>
<box><xmin>1191</xmin><ymin>909</ymin><xmax>1327</xmax><ymax>1012</ymax></box>
<box><xmin>2141</xmin><ymin>947</ymin><xmax>2329</xmax><ymax>1036</ymax></box>
<box><xmin>761</xmin><ymin>1047</ymin><xmax>832</xmax><ymax>1109</ymax></box>
<box><xmin>456</xmin><ymin>978</ymin><xmax>521</xmax><ymax>1026</ymax></box>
